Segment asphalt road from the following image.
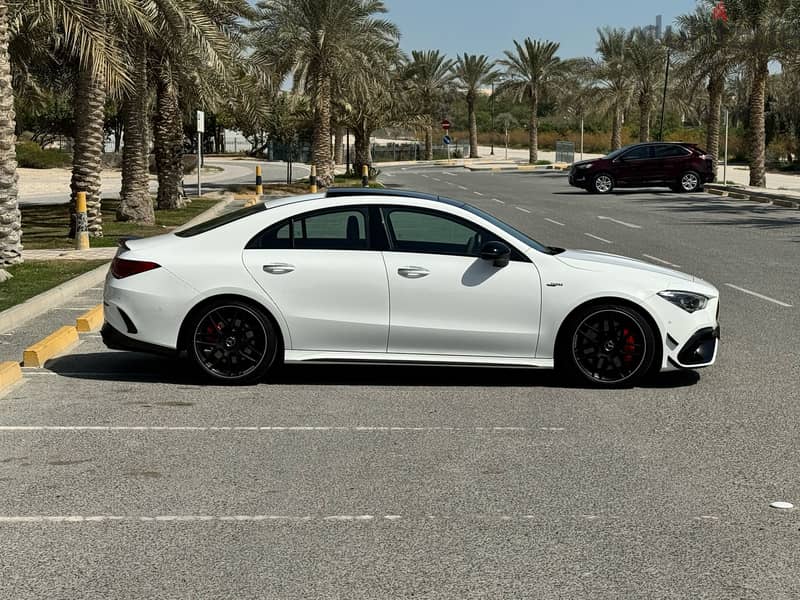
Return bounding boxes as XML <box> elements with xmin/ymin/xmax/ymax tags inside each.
<box><xmin>1</xmin><ymin>166</ymin><xmax>799</xmax><ymax>599</ymax></box>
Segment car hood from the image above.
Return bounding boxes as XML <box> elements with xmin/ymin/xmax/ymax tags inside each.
<box><xmin>556</xmin><ymin>249</ymin><xmax>699</xmax><ymax>283</ymax></box>
<box><xmin>571</xmin><ymin>158</ymin><xmax>602</xmax><ymax>169</ymax></box>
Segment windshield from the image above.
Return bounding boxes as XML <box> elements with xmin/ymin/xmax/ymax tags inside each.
<box><xmin>604</xmin><ymin>146</ymin><xmax>632</xmax><ymax>160</ymax></box>
<box><xmin>461</xmin><ymin>203</ymin><xmax>560</xmax><ymax>254</ymax></box>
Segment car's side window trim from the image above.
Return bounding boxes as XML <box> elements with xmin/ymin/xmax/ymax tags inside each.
<box><xmin>379</xmin><ymin>205</ymin><xmax>529</xmax><ymax>262</ymax></box>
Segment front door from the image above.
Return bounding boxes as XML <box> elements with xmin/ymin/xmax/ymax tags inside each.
<box><xmin>380</xmin><ymin>207</ymin><xmax>541</xmax><ymax>357</ymax></box>
<box><xmin>243</xmin><ymin>206</ymin><xmax>389</xmax><ymax>352</ymax></box>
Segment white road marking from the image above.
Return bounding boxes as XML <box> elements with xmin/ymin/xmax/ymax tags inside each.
<box><xmin>515</xmin><ymin>207</ymin><xmax>531</xmax><ymax>213</ymax></box>
<box><xmin>493</xmin><ymin>198</ymin><xmax>504</xmax><ymax>204</ymax></box>
<box><xmin>0</xmin><ymin>426</ymin><xmax>534</xmax><ymax>432</ymax></box>
<box><xmin>642</xmin><ymin>254</ymin><xmax>681</xmax><ymax>269</ymax></box>
<box><xmin>446</xmin><ymin>181</ymin><xmax>456</xmax><ymax>186</ymax></box>
<box><xmin>473</xmin><ymin>191</ymin><xmax>484</xmax><ymax>196</ymax></box>
<box><xmin>544</xmin><ymin>218</ymin><xmax>565</xmax><ymax>227</ymax></box>
<box><xmin>432</xmin><ymin>178</ymin><xmax>441</xmax><ymax>182</ymax></box>
<box><xmin>724</xmin><ymin>284</ymin><xmax>793</xmax><ymax>308</ymax></box>
<box><xmin>420</xmin><ymin>174</ymin><xmax>429</xmax><ymax>179</ymax></box>
<box><xmin>442</xmin><ymin>171</ymin><xmax>458</xmax><ymax>177</ymax></box>
<box><xmin>597</xmin><ymin>216</ymin><xmax>641</xmax><ymax>229</ymax></box>
<box><xmin>457</xmin><ymin>185</ymin><xmax>468</xmax><ymax>190</ymax></box>
<box><xmin>584</xmin><ymin>233</ymin><xmax>613</xmax><ymax>244</ymax></box>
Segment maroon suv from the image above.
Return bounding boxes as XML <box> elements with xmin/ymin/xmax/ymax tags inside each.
<box><xmin>568</xmin><ymin>142</ymin><xmax>715</xmax><ymax>194</ymax></box>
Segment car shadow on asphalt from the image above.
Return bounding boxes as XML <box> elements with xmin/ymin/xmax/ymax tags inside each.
<box><xmin>45</xmin><ymin>351</ymin><xmax>701</xmax><ymax>389</ymax></box>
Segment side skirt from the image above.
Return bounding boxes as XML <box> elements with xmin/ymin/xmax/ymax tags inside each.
<box><xmin>283</xmin><ymin>350</ymin><xmax>554</xmax><ymax>369</ymax></box>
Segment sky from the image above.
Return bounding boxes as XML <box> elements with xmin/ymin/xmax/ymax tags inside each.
<box><xmin>381</xmin><ymin>0</ymin><xmax>701</xmax><ymax>61</ymax></box>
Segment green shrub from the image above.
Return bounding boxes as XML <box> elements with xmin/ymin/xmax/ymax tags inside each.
<box><xmin>16</xmin><ymin>141</ymin><xmax>71</xmax><ymax>169</ymax></box>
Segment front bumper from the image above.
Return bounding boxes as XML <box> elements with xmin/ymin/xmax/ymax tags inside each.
<box><xmin>568</xmin><ymin>171</ymin><xmax>589</xmax><ymax>187</ymax></box>
<box><xmin>667</xmin><ymin>326</ymin><xmax>720</xmax><ymax>370</ymax></box>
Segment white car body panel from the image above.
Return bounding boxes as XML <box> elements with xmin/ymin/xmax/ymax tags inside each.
<box><xmin>243</xmin><ymin>249</ymin><xmax>389</xmax><ymax>351</ymax></box>
<box><xmin>103</xmin><ymin>191</ymin><xmax>720</xmax><ymax>380</ymax></box>
<box><xmin>381</xmin><ymin>252</ymin><xmax>541</xmax><ymax>356</ymax></box>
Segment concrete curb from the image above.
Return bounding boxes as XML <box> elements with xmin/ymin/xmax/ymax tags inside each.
<box><xmin>76</xmin><ymin>304</ymin><xmax>104</xmax><ymax>332</ymax></box>
<box><xmin>0</xmin><ymin>194</ymin><xmax>237</xmax><ymax>335</ymax></box>
<box><xmin>23</xmin><ymin>326</ymin><xmax>79</xmax><ymax>367</ymax></box>
<box><xmin>0</xmin><ymin>262</ymin><xmax>110</xmax><ymax>335</ymax></box>
<box><xmin>466</xmin><ymin>163</ymin><xmax>570</xmax><ymax>173</ymax></box>
<box><xmin>705</xmin><ymin>184</ymin><xmax>800</xmax><ymax>209</ymax></box>
<box><xmin>0</xmin><ymin>361</ymin><xmax>22</xmax><ymax>393</ymax></box>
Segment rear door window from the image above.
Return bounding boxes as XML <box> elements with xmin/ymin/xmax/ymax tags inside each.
<box><xmin>654</xmin><ymin>145</ymin><xmax>690</xmax><ymax>158</ymax></box>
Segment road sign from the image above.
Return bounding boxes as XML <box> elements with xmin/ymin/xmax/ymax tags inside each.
<box><xmin>196</xmin><ymin>110</ymin><xmax>205</xmax><ymax>133</ymax></box>
<box><xmin>443</xmin><ymin>135</ymin><xmax>452</xmax><ymax>145</ymax></box>
<box><xmin>441</xmin><ymin>119</ymin><xmax>451</xmax><ymax>131</ymax></box>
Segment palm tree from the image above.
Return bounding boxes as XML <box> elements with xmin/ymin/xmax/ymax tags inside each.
<box><xmin>0</xmin><ymin>1</ymin><xmax>19</xmax><ymax>280</ymax></box>
<box><xmin>403</xmin><ymin>50</ymin><xmax>456</xmax><ymax>160</ymax></box>
<box><xmin>626</xmin><ymin>27</ymin><xmax>666</xmax><ymax>142</ymax></box>
<box><xmin>251</xmin><ymin>0</ymin><xmax>399</xmax><ymax>187</ymax></box>
<box><xmin>452</xmin><ymin>54</ymin><xmax>497</xmax><ymax>159</ymax></box>
<box><xmin>498</xmin><ymin>38</ymin><xmax>561</xmax><ymax>163</ymax></box>
<box><xmin>724</xmin><ymin>0</ymin><xmax>794</xmax><ymax>187</ymax></box>
<box><xmin>594</xmin><ymin>28</ymin><xmax>633</xmax><ymax>151</ymax></box>
<box><xmin>676</xmin><ymin>2</ymin><xmax>737</xmax><ymax>174</ymax></box>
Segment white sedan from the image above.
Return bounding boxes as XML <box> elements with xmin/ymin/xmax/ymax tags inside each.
<box><xmin>102</xmin><ymin>189</ymin><xmax>720</xmax><ymax>386</ymax></box>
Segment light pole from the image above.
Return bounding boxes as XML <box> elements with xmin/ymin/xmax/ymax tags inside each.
<box><xmin>723</xmin><ymin>108</ymin><xmax>729</xmax><ymax>184</ymax></box>
<box><xmin>490</xmin><ymin>82</ymin><xmax>495</xmax><ymax>156</ymax></box>
<box><xmin>657</xmin><ymin>27</ymin><xmax>671</xmax><ymax>142</ymax></box>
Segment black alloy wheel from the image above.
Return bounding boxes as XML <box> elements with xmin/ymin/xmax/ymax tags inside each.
<box><xmin>191</xmin><ymin>301</ymin><xmax>277</xmax><ymax>384</ymax></box>
<box><xmin>565</xmin><ymin>306</ymin><xmax>656</xmax><ymax>386</ymax></box>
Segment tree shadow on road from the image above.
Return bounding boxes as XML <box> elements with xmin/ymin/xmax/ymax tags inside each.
<box><xmin>45</xmin><ymin>351</ymin><xmax>701</xmax><ymax>390</ymax></box>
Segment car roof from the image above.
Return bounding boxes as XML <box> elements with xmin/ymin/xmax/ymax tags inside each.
<box><xmin>263</xmin><ymin>188</ymin><xmax>468</xmax><ymax>210</ymax></box>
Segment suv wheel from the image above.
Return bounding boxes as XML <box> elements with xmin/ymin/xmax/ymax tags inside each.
<box><xmin>679</xmin><ymin>171</ymin><xmax>702</xmax><ymax>193</ymax></box>
<box><xmin>591</xmin><ymin>173</ymin><xmax>614</xmax><ymax>194</ymax></box>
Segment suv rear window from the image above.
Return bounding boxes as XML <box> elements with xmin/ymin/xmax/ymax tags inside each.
<box><xmin>175</xmin><ymin>203</ymin><xmax>266</xmax><ymax>237</ymax></box>
<box><xmin>654</xmin><ymin>145</ymin><xmax>690</xmax><ymax>158</ymax></box>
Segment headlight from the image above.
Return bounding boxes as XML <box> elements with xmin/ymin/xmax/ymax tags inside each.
<box><xmin>658</xmin><ymin>290</ymin><xmax>709</xmax><ymax>313</ymax></box>
<box><xmin>576</xmin><ymin>163</ymin><xmax>594</xmax><ymax>170</ymax></box>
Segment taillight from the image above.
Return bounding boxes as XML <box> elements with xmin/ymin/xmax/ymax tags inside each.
<box><xmin>111</xmin><ymin>257</ymin><xmax>161</xmax><ymax>279</ymax></box>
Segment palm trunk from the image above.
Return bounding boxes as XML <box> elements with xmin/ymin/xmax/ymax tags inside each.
<box><xmin>748</xmin><ymin>62</ymin><xmax>768</xmax><ymax>188</ymax></box>
<box><xmin>353</xmin><ymin>121</ymin><xmax>372</xmax><ymax>178</ymax></box>
<box><xmin>154</xmin><ymin>69</ymin><xmax>185</xmax><ymax>210</ymax></box>
<box><xmin>611</xmin><ymin>103</ymin><xmax>623</xmax><ymax>151</ymax></box>
<box><xmin>333</xmin><ymin>126</ymin><xmax>344</xmax><ymax>165</ymax></box>
<box><xmin>528</xmin><ymin>91</ymin><xmax>538</xmax><ymax>164</ymax></box>
<box><xmin>0</xmin><ymin>1</ymin><xmax>21</xmax><ymax>277</ymax></box>
<box><xmin>424</xmin><ymin>124</ymin><xmax>433</xmax><ymax>160</ymax></box>
<box><xmin>638</xmin><ymin>92</ymin><xmax>651</xmax><ymax>142</ymax></box>
<box><xmin>69</xmin><ymin>59</ymin><xmax>106</xmax><ymax>238</ymax></box>
<box><xmin>706</xmin><ymin>74</ymin><xmax>724</xmax><ymax>177</ymax></box>
<box><xmin>468</xmin><ymin>92</ymin><xmax>478</xmax><ymax>158</ymax></box>
<box><xmin>118</xmin><ymin>40</ymin><xmax>154</xmax><ymax>223</ymax></box>
<box><xmin>312</xmin><ymin>73</ymin><xmax>334</xmax><ymax>187</ymax></box>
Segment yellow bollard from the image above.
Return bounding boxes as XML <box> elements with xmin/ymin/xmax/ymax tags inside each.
<box><xmin>75</xmin><ymin>191</ymin><xmax>89</xmax><ymax>250</ymax></box>
<box><xmin>255</xmin><ymin>165</ymin><xmax>263</xmax><ymax>196</ymax></box>
<box><xmin>361</xmin><ymin>164</ymin><xmax>369</xmax><ymax>188</ymax></box>
<box><xmin>310</xmin><ymin>165</ymin><xmax>318</xmax><ymax>193</ymax></box>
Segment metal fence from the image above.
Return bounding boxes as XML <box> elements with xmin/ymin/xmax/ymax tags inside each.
<box><xmin>555</xmin><ymin>140</ymin><xmax>575</xmax><ymax>164</ymax></box>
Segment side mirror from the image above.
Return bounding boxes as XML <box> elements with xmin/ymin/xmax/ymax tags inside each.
<box><xmin>480</xmin><ymin>241</ymin><xmax>511</xmax><ymax>268</ymax></box>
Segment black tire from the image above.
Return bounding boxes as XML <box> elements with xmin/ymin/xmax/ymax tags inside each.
<box><xmin>677</xmin><ymin>171</ymin><xmax>702</xmax><ymax>193</ymax></box>
<box><xmin>591</xmin><ymin>173</ymin><xmax>614</xmax><ymax>195</ymax></box>
<box><xmin>558</xmin><ymin>304</ymin><xmax>657</xmax><ymax>387</ymax></box>
<box><xmin>189</xmin><ymin>300</ymin><xmax>278</xmax><ymax>384</ymax></box>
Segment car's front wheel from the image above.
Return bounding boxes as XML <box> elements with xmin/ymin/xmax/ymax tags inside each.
<box><xmin>591</xmin><ymin>173</ymin><xmax>615</xmax><ymax>194</ymax></box>
<box><xmin>559</xmin><ymin>304</ymin><xmax>657</xmax><ymax>387</ymax></box>
<box><xmin>678</xmin><ymin>171</ymin><xmax>702</xmax><ymax>193</ymax></box>
<box><xmin>189</xmin><ymin>300</ymin><xmax>278</xmax><ymax>384</ymax></box>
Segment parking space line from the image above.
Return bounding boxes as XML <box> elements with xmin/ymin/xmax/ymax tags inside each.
<box><xmin>432</xmin><ymin>178</ymin><xmax>441</xmax><ymax>182</ymax></box>
<box><xmin>584</xmin><ymin>233</ymin><xmax>613</xmax><ymax>244</ymax></box>
<box><xmin>473</xmin><ymin>191</ymin><xmax>484</xmax><ymax>196</ymax></box>
<box><xmin>544</xmin><ymin>218</ymin><xmax>564</xmax><ymax>227</ymax></box>
<box><xmin>0</xmin><ymin>425</ymin><xmax>547</xmax><ymax>432</ymax></box>
<box><xmin>597</xmin><ymin>216</ymin><xmax>642</xmax><ymax>229</ymax></box>
<box><xmin>457</xmin><ymin>185</ymin><xmax>468</xmax><ymax>190</ymax></box>
<box><xmin>724</xmin><ymin>283</ymin><xmax>793</xmax><ymax>308</ymax></box>
<box><xmin>642</xmin><ymin>254</ymin><xmax>681</xmax><ymax>268</ymax></box>
<box><xmin>493</xmin><ymin>198</ymin><xmax>504</xmax><ymax>204</ymax></box>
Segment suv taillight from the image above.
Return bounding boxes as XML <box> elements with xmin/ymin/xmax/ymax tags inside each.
<box><xmin>111</xmin><ymin>257</ymin><xmax>161</xmax><ymax>279</ymax></box>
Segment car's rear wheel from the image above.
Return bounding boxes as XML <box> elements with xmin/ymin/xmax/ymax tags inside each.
<box><xmin>591</xmin><ymin>173</ymin><xmax>614</xmax><ymax>194</ymax></box>
<box><xmin>190</xmin><ymin>300</ymin><xmax>277</xmax><ymax>384</ymax></box>
<box><xmin>560</xmin><ymin>304</ymin><xmax>656</xmax><ymax>387</ymax></box>
<box><xmin>678</xmin><ymin>171</ymin><xmax>702</xmax><ymax>193</ymax></box>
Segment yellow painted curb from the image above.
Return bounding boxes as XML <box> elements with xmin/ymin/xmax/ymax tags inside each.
<box><xmin>244</xmin><ymin>197</ymin><xmax>259</xmax><ymax>207</ymax></box>
<box><xmin>518</xmin><ymin>165</ymin><xmax>539</xmax><ymax>171</ymax></box>
<box><xmin>23</xmin><ymin>326</ymin><xmax>79</xmax><ymax>368</ymax></box>
<box><xmin>0</xmin><ymin>361</ymin><xmax>22</xmax><ymax>392</ymax></box>
<box><xmin>76</xmin><ymin>304</ymin><xmax>104</xmax><ymax>332</ymax></box>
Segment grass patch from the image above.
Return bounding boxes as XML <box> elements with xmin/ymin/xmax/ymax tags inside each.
<box><xmin>332</xmin><ymin>175</ymin><xmax>384</xmax><ymax>188</ymax></box>
<box><xmin>21</xmin><ymin>197</ymin><xmax>219</xmax><ymax>249</ymax></box>
<box><xmin>0</xmin><ymin>260</ymin><xmax>108</xmax><ymax>312</ymax></box>
<box><xmin>16</xmin><ymin>141</ymin><xmax>72</xmax><ymax>169</ymax></box>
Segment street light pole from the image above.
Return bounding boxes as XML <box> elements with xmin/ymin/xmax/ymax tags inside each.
<box><xmin>580</xmin><ymin>116</ymin><xmax>584</xmax><ymax>161</ymax></box>
<box><xmin>658</xmin><ymin>48</ymin><xmax>670</xmax><ymax>142</ymax></box>
<box><xmin>723</xmin><ymin>109</ymin><xmax>729</xmax><ymax>184</ymax></box>
<box><xmin>490</xmin><ymin>82</ymin><xmax>495</xmax><ymax>156</ymax></box>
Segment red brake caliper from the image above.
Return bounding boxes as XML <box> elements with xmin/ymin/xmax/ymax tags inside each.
<box><xmin>622</xmin><ymin>328</ymin><xmax>636</xmax><ymax>362</ymax></box>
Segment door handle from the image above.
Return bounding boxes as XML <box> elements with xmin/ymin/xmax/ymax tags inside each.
<box><xmin>397</xmin><ymin>266</ymin><xmax>429</xmax><ymax>279</ymax></box>
<box><xmin>263</xmin><ymin>263</ymin><xmax>295</xmax><ymax>275</ymax></box>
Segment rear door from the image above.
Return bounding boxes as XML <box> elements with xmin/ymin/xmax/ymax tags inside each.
<box><xmin>652</xmin><ymin>144</ymin><xmax>692</xmax><ymax>184</ymax></box>
<box><xmin>242</xmin><ymin>206</ymin><xmax>389</xmax><ymax>352</ymax></box>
